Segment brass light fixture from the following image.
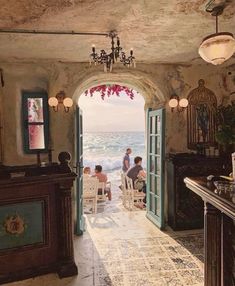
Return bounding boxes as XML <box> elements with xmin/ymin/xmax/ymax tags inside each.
<box><xmin>48</xmin><ymin>91</ymin><xmax>73</xmax><ymax>113</ymax></box>
<box><xmin>168</xmin><ymin>94</ymin><xmax>188</xmax><ymax>113</ymax></box>
<box><xmin>199</xmin><ymin>4</ymin><xmax>235</xmax><ymax>65</ymax></box>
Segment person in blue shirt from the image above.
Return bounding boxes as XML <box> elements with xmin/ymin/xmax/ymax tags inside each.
<box><xmin>122</xmin><ymin>148</ymin><xmax>132</xmax><ymax>173</ymax></box>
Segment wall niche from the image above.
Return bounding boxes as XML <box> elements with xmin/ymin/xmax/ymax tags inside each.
<box><xmin>187</xmin><ymin>79</ymin><xmax>217</xmax><ymax>150</ymax></box>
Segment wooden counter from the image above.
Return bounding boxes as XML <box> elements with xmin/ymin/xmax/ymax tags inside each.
<box><xmin>0</xmin><ymin>161</ymin><xmax>77</xmax><ymax>284</ymax></box>
<box><xmin>184</xmin><ymin>177</ymin><xmax>235</xmax><ymax>286</ymax></box>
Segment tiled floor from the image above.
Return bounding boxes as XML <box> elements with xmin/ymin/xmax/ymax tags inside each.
<box><xmin>6</xmin><ymin>188</ymin><xmax>204</xmax><ymax>286</ymax></box>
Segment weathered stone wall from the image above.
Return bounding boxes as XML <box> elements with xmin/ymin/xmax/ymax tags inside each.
<box><xmin>0</xmin><ymin>87</ymin><xmax>3</xmax><ymax>163</ymax></box>
<box><xmin>0</xmin><ymin>61</ymin><xmax>234</xmax><ymax>166</ymax></box>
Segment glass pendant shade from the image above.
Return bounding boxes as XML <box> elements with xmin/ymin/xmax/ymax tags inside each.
<box><xmin>199</xmin><ymin>32</ymin><xmax>235</xmax><ymax>65</ymax></box>
<box><xmin>179</xmin><ymin>98</ymin><xmax>189</xmax><ymax>108</ymax></box>
<box><xmin>63</xmin><ymin>97</ymin><xmax>73</xmax><ymax>108</ymax></box>
<box><xmin>48</xmin><ymin>97</ymin><xmax>58</xmax><ymax>107</ymax></box>
<box><xmin>169</xmin><ymin>98</ymin><xmax>178</xmax><ymax>108</ymax></box>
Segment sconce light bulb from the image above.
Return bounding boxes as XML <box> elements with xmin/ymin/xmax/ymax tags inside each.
<box><xmin>179</xmin><ymin>98</ymin><xmax>189</xmax><ymax>108</ymax></box>
<box><xmin>63</xmin><ymin>97</ymin><xmax>73</xmax><ymax>108</ymax></box>
<box><xmin>169</xmin><ymin>98</ymin><xmax>178</xmax><ymax>108</ymax></box>
<box><xmin>48</xmin><ymin>97</ymin><xmax>58</xmax><ymax>107</ymax></box>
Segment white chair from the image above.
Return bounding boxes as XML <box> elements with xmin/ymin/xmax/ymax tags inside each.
<box><xmin>97</xmin><ymin>182</ymin><xmax>106</xmax><ymax>202</ymax></box>
<box><xmin>83</xmin><ymin>177</ymin><xmax>98</xmax><ymax>214</ymax></box>
<box><xmin>126</xmin><ymin>176</ymin><xmax>145</xmax><ymax>210</ymax></box>
<box><xmin>121</xmin><ymin>173</ymin><xmax>130</xmax><ymax>209</ymax></box>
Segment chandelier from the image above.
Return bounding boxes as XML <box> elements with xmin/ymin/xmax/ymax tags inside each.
<box><xmin>198</xmin><ymin>5</ymin><xmax>235</xmax><ymax>65</ymax></box>
<box><xmin>89</xmin><ymin>31</ymin><xmax>136</xmax><ymax>72</ymax></box>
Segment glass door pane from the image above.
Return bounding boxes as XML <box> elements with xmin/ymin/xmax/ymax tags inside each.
<box><xmin>76</xmin><ymin>107</ymin><xmax>84</xmax><ymax>235</ymax></box>
<box><xmin>146</xmin><ymin>108</ymin><xmax>165</xmax><ymax>230</ymax></box>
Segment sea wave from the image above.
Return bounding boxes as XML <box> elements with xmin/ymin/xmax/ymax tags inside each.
<box><xmin>83</xmin><ymin>131</ymin><xmax>145</xmax><ymax>181</ymax></box>
<box><xmin>83</xmin><ymin>158</ymin><xmax>122</xmax><ymax>172</ymax></box>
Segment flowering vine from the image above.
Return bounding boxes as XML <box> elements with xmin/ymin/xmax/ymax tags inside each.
<box><xmin>84</xmin><ymin>84</ymin><xmax>136</xmax><ymax>100</ymax></box>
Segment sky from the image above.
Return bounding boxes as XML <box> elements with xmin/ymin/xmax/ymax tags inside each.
<box><xmin>78</xmin><ymin>89</ymin><xmax>145</xmax><ymax>132</ymax></box>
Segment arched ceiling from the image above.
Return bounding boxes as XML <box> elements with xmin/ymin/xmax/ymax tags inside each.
<box><xmin>0</xmin><ymin>0</ymin><xmax>234</xmax><ymax>64</ymax></box>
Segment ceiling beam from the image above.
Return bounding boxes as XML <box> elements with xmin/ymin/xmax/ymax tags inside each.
<box><xmin>0</xmin><ymin>29</ymin><xmax>109</xmax><ymax>37</ymax></box>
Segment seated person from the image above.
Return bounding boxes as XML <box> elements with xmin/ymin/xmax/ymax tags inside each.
<box><xmin>127</xmin><ymin>156</ymin><xmax>143</xmax><ymax>183</ymax></box>
<box><xmin>83</xmin><ymin>166</ymin><xmax>91</xmax><ymax>179</ymax></box>
<box><xmin>92</xmin><ymin>165</ymin><xmax>111</xmax><ymax>201</ymax></box>
<box><xmin>134</xmin><ymin>169</ymin><xmax>146</xmax><ymax>203</ymax></box>
<box><xmin>127</xmin><ymin>157</ymin><xmax>146</xmax><ymax>204</ymax></box>
<box><xmin>134</xmin><ymin>169</ymin><xmax>146</xmax><ymax>191</ymax></box>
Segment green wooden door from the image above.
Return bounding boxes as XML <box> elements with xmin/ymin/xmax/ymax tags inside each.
<box><xmin>75</xmin><ymin>106</ymin><xmax>85</xmax><ymax>235</ymax></box>
<box><xmin>146</xmin><ymin>108</ymin><xmax>165</xmax><ymax>230</ymax></box>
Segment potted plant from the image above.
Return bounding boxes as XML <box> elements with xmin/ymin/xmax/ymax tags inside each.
<box><xmin>215</xmin><ymin>103</ymin><xmax>235</xmax><ymax>154</ymax></box>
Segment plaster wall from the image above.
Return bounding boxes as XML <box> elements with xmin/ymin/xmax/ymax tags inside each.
<box><xmin>0</xmin><ymin>61</ymin><xmax>234</xmax><ymax>166</ymax></box>
<box><xmin>0</xmin><ymin>87</ymin><xmax>3</xmax><ymax>163</ymax></box>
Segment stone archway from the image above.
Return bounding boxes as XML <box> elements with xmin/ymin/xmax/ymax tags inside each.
<box><xmin>70</xmin><ymin>69</ymin><xmax>166</xmax><ymax>109</ymax></box>
<box><xmin>71</xmin><ymin>69</ymin><xmax>167</xmax><ymax>233</ymax></box>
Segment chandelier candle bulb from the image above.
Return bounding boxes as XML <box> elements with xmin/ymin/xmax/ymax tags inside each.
<box><xmin>92</xmin><ymin>44</ymin><xmax>96</xmax><ymax>53</ymax></box>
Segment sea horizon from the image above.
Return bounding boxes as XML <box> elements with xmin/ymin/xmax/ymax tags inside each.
<box><xmin>84</xmin><ymin>130</ymin><xmax>145</xmax><ymax>133</ymax></box>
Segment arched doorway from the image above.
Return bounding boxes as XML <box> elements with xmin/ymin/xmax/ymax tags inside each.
<box><xmin>71</xmin><ymin>71</ymin><xmax>166</xmax><ymax>234</ymax></box>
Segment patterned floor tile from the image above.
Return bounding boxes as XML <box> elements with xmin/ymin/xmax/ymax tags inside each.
<box><xmin>147</xmin><ymin>257</ymin><xmax>175</xmax><ymax>271</ymax></box>
<box><xmin>140</xmin><ymin>245</ymin><xmax>166</xmax><ymax>258</ymax></box>
<box><xmin>164</xmin><ymin>244</ymin><xmax>191</xmax><ymax>257</ymax></box>
<box><xmin>170</xmin><ymin>256</ymin><xmax>199</xmax><ymax>270</ymax></box>
<box><xmin>178</xmin><ymin>269</ymin><xmax>204</xmax><ymax>284</ymax></box>
<box><xmin>123</xmin><ymin>259</ymin><xmax>150</xmax><ymax>273</ymax></box>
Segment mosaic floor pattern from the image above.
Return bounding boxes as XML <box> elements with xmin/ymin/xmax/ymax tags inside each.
<box><xmin>6</xmin><ymin>188</ymin><xmax>204</xmax><ymax>286</ymax></box>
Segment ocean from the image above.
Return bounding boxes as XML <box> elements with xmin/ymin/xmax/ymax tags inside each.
<box><xmin>83</xmin><ymin>131</ymin><xmax>146</xmax><ymax>187</ymax></box>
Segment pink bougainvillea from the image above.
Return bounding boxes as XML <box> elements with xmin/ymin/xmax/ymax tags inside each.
<box><xmin>84</xmin><ymin>84</ymin><xmax>136</xmax><ymax>100</ymax></box>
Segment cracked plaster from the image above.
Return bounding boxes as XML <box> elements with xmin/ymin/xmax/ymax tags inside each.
<box><xmin>0</xmin><ymin>0</ymin><xmax>234</xmax><ymax>64</ymax></box>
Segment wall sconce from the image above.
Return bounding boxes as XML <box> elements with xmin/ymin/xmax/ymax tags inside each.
<box><xmin>48</xmin><ymin>91</ymin><xmax>73</xmax><ymax>113</ymax></box>
<box><xmin>168</xmin><ymin>94</ymin><xmax>188</xmax><ymax>112</ymax></box>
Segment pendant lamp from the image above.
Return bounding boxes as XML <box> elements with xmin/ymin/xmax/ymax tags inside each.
<box><xmin>198</xmin><ymin>5</ymin><xmax>235</xmax><ymax>65</ymax></box>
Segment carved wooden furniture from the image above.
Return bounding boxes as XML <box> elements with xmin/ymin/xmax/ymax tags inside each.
<box><xmin>83</xmin><ymin>177</ymin><xmax>98</xmax><ymax>213</ymax></box>
<box><xmin>187</xmin><ymin>79</ymin><xmax>217</xmax><ymax>149</ymax></box>
<box><xmin>184</xmin><ymin>177</ymin><xmax>235</xmax><ymax>286</ymax></box>
<box><xmin>167</xmin><ymin>153</ymin><xmax>231</xmax><ymax>230</ymax></box>
<box><xmin>0</xmin><ymin>161</ymin><xmax>77</xmax><ymax>285</ymax></box>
